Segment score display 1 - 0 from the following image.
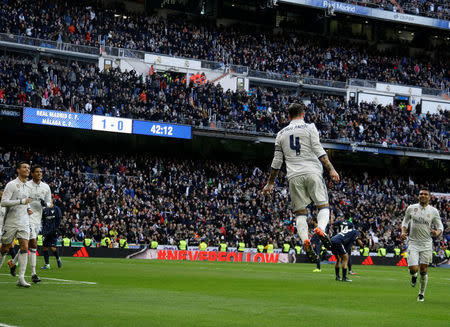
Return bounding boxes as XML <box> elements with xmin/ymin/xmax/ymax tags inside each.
<box><xmin>92</xmin><ymin>115</ymin><xmax>133</xmax><ymax>134</ymax></box>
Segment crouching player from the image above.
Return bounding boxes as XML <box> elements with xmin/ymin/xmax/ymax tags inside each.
<box><xmin>41</xmin><ymin>205</ymin><xmax>63</xmax><ymax>269</ymax></box>
<box><xmin>331</xmin><ymin>224</ymin><xmax>363</xmax><ymax>282</ymax></box>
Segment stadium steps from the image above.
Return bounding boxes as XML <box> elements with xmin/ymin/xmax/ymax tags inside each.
<box><xmin>210</xmin><ymin>72</ymin><xmax>229</xmax><ymax>84</ymax></box>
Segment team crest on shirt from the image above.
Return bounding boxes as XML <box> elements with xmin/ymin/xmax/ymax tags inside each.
<box><xmin>16</xmin><ymin>184</ymin><xmax>20</xmax><ymax>188</ymax></box>
<box><xmin>414</xmin><ymin>208</ymin><xmax>418</xmax><ymax>212</ymax></box>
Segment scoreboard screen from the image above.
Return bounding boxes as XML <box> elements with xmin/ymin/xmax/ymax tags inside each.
<box><xmin>23</xmin><ymin>108</ymin><xmax>192</xmax><ymax>140</ymax></box>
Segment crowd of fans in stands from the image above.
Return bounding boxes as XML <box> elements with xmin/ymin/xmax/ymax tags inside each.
<box><xmin>335</xmin><ymin>0</ymin><xmax>449</xmax><ymax>20</ymax></box>
<box><xmin>0</xmin><ymin>0</ymin><xmax>448</xmax><ymax>89</ymax></box>
<box><xmin>0</xmin><ymin>147</ymin><xmax>448</xmax><ymax>253</ymax></box>
<box><xmin>0</xmin><ymin>56</ymin><xmax>448</xmax><ymax>151</ymax></box>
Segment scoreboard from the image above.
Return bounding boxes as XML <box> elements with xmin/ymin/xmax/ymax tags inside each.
<box><xmin>23</xmin><ymin>108</ymin><xmax>192</xmax><ymax>140</ymax></box>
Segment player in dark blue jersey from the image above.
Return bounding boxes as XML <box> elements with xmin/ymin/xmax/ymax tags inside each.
<box><xmin>40</xmin><ymin>205</ymin><xmax>62</xmax><ymax>269</ymax></box>
<box><xmin>333</xmin><ymin>218</ymin><xmax>357</xmax><ymax>274</ymax></box>
<box><xmin>331</xmin><ymin>223</ymin><xmax>363</xmax><ymax>282</ymax></box>
<box><xmin>311</xmin><ymin>234</ymin><xmax>322</xmax><ymax>272</ymax></box>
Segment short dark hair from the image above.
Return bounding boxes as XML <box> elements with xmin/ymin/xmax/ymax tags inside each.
<box><xmin>31</xmin><ymin>165</ymin><xmax>42</xmax><ymax>173</ymax></box>
<box><xmin>288</xmin><ymin>103</ymin><xmax>305</xmax><ymax>118</ymax></box>
<box><xmin>419</xmin><ymin>188</ymin><xmax>430</xmax><ymax>194</ymax></box>
<box><xmin>16</xmin><ymin>161</ymin><xmax>29</xmax><ymax>169</ymax></box>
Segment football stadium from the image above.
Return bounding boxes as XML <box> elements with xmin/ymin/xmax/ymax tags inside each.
<box><xmin>0</xmin><ymin>1</ymin><xmax>449</xmax><ymax>326</ymax></box>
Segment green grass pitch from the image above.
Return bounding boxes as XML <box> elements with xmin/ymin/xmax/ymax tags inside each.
<box><xmin>1</xmin><ymin>258</ymin><xmax>449</xmax><ymax>327</ymax></box>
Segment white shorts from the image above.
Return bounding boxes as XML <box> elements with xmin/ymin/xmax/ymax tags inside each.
<box><xmin>29</xmin><ymin>222</ymin><xmax>41</xmax><ymax>240</ymax></box>
<box><xmin>407</xmin><ymin>242</ymin><xmax>432</xmax><ymax>266</ymax></box>
<box><xmin>289</xmin><ymin>174</ymin><xmax>328</xmax><ymax>212</ymax></box>
<box><xmin>1</xmin><ymin>225</ymin><xmax>30</xmax><ymax>245</ymax></box>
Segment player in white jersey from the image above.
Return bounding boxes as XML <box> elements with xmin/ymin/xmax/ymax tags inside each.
<box><xmin>10</xmin><ymin>165</ymin><xmax>52</xmax><ymax>283</ymax></box>
<box><xmin>263</xmin><ymin>103</ymin><xmax>340</xmax><ymax>263</ymax></box>
<box><xmin>0</xmin><ymin>190</ymin><xmax>4</xmax><ymax>239</ymax></box>
<box><xmin>400</xmin><ymin>188</ymin><xmax>443</xmax><ymax>302</ymax></box>
<box><xmin>0</xmin><ymin>189</ymin><xmax>19</xmax><ymax>276</ymax></box>
<box><xmin>0</xmin><ymin>161</ymin><xmax>33</xmax><ymax>287</ymax></box>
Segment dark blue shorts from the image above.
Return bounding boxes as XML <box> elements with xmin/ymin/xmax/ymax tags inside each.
<box><xmin>331</xmin><ymin>240</ymin><xmax>347</xmax><ymax>256</ymax></box>
<box><xmin>43</xmin><ymin>233</ymin><xmax>58</xmax><ymax>247</ymax></box>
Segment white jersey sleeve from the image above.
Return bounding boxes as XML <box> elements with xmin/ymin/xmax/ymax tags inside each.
<box><xmin>431</xmin><ymin>207</ymin><xmax>443</xmax><ymax>232</ymax></box>
<box><xmin>401</xmin><ymin>205</ymin><xmax>412</xmax><ymax>229</ymax></box>
<box><xmin>309</xmin><ymin>123</ymin><xmax>327</xmax><ymax>158</ymax></box>
<box><xmin>1</xmin><ymin>181</ymin><xmax>22</xmax><ymax>207</ymax></box>
<box><xmin>0</xmin><ymin>206</ymin><xmax>5</xmax><ymax>227</ymax></box>
<box><xmin>271</xmin><ymin>133</ymin><xmax>284</xmax><ymax>170</ymax></box>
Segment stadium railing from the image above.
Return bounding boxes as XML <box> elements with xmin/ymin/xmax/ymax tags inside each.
<box><xmin>101</xmin><ymin>46</ymin><xmax>145</xmax><ymax>60</ymax></box>
<box><xmin>247</xmin><ymin>69</ymin><xmax>298</xmax><ymax>83</ymax></box>
<box><xmin>248</xmin><ymin>70</ymin><xmax>349</xmax><ymax>90</ymax></box>
<box><xmin>200</xmin><ymin>59</ymin><xmax>249</xmax><ymax>75</ymax></box>
<box><xmin>299</xmin><ymin>76</ymin><xmax>347</xmax><ymax>89</ymax></box>
<box><xmin>0</xmin><ymin>33</ymin><xmax>99</xmax><ymax>56</ymax></box>
<box><xmin>348</xmin><ymin>78</ymin><xmax>449</xmax><ymax>97</ymax></box>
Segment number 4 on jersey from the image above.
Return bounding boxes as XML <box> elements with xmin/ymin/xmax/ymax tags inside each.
<box><xmin>290</xmin><ymin>135</ymin><xmax>301</xmax><ymax>156</ymax></box>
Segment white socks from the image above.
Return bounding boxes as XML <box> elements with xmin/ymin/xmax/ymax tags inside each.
<box><xmin>29</xmin><ymin>249</ymin><xmax>37</xmax><ymax>276</ymax></box>
<box><xmin>0</xmin><ymin>252</ymin><xmax>6</xmax><ymax>269</ymax></box>
<box><xmin>317</xmin><ymin>208</ymin><xmax>330</xmax><ymax>232</ymax></box>
<box><xmin>13</xmin><ymin>251</ymin><xmax>19</xmax><ymax>265</ymax></box>
<box><xmin>419</xmin><ymin>273</ymin><xmax>428</xmax><ymax>296</ymax></box>
<box><xmin>18</xmin><ymin>250</ymin><xmax>28</xmax><ymax>279</ymax></box>
<box><xmin>296</xmin><ymin>215</ymin><xmax>309</xmax><ymax>242</ymax></box>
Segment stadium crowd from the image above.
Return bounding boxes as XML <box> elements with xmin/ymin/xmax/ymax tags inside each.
<box><xmin>0</xmin><ymin>0</ymin><xmax>448</xmax><ymax>89</ymax></box>
<box><xmin>336</xmin><ymin>0</ymin><xmax>450</xmax><ymax>20</ymax></box>
<box><xmin>0</xmin><ymin>56</ymin><xmax>448</xmax><ymax>151</ymax></box>
<box><xmin>0</xmin><ymin>147</ymin><xmax>448</xmax><ymax>253</ymax></box>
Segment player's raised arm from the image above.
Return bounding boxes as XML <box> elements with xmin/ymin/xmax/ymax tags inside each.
<box><xmin>263</xmin><ymin>136</ymin><xmax>283</xmax><ymax>195</ymax></box>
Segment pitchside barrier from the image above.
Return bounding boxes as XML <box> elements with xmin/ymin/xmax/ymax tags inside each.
<box><xmin>32</xmin><ymin>246</ymin><xmax>411</xmax><ymax>266</ymax></box>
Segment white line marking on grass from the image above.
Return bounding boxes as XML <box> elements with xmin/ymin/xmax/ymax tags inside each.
<box><xmin>0</xmin><ymin>273</ymin><xmax>96</xmax><ymax>285</ymax></box>
<box><xmin>0</xmin><ymin>281</ymin><xmax>86</xmax><ymax>285</ymax></box>
<box><xmin>0</xmin><ymin>323</ymin><xmax>21</xmax><ymax>327</ymax></box>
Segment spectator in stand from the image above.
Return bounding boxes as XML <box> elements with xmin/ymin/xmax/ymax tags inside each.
<box><xmin>0</xmin><ymin>1</ymin><xmax>448</xmax><ymax>89</ymax></box>
<box><xmin>0</xmin><ymin>146</ymin><xmax>447</xmax><ymax>252</ymax></box>
<box><xmin>0</xmin><ymin>56</ymin><xmax>448</xmax><ymax>151</ymax></box>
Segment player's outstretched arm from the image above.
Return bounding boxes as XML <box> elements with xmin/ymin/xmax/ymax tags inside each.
<box><xmin>319</xmin><ymin>155</ymin><xmax>339</xmax><ymax>182</ymax></box>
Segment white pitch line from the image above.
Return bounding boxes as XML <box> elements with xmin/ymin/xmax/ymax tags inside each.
<box><xmin>0</xmin><ymin>273</ymin><xmax>97</xmax><ymax>285</ymax></box>
<box><xmin>0</xmin><ymin>281</ymin><xmax>82</xmax><ymax>285</ymax></box>
<box><xmin>0</xmin><ymin>323</ymin><xmax>20</xmax><ymax>327</ymax></box>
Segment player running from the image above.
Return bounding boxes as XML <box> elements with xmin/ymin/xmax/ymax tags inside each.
<box><xmin>0</xmin><ymin>162</ymin><xmax>33</xmax><ymax>287</ymax></box>
<box><xmin>330</xmin><ymin>220</ymin><xmax>363</xmax><ymax>282</ymax></box>
<box><xmin>400</xmin><ymin>188</ymin><xmax>443</xmax><ymax>302</ymax></box>
<box><xmin>263</xmin><ymin>103</ymin><xmax>340</xmax><ymax>263</ymax></box>
<box><xmin>41</xmin><ymin>205</ymin><xmax>63</xmax><ymax>269</ymax></box>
